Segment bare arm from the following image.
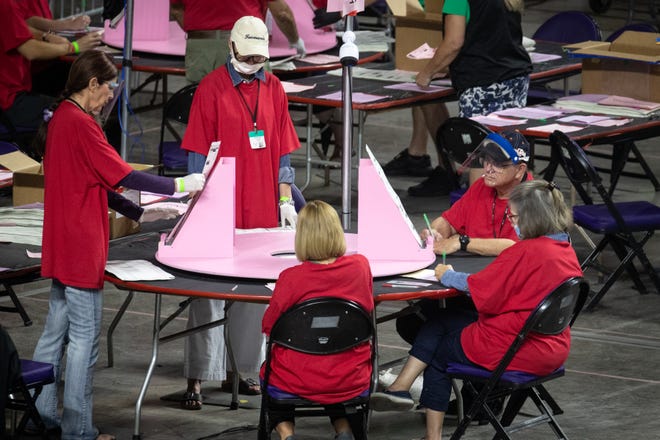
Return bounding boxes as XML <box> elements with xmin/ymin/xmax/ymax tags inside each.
<box><xmin>17</xmin><ymin>31</ymin><xmax>102</xmax><ymax>61</ymax></box>
<box><xmin>416</xmin><ymin>14</ymin><xmax>465</xmax><ymax>88</ymax></box>
<box><xmin>279</xmin><ymin>183</ymin><xmax>293</xmax><ymax>200</ymax></box>
<box><xmin>26</xmin><ymin>15</ymin><xmax>90</xmax><ymax>32</ymax></box>
<box><xmin>16</xmin><ymin>38</ymin><xmax>70</xmax><ymax>61</ymax></box>
<box><xmin>268</xmin><ymin>0</ymin><xmax>299</xmax><ymax>43</ymax></box>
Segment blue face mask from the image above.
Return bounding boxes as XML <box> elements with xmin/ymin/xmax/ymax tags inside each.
<box><xmin>514</xmin><ymin>224</ymin><xmax>522</xmax><ymax>239</ymax></box>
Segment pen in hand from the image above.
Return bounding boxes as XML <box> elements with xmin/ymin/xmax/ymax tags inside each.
<box><xmin>423</xmin><ymin>213</ymin><xmax>434</xmax><ymax>240</ymax></box>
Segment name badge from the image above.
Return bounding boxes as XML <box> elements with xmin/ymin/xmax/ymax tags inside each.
<box><xmin>248</xmin><ymin>130</ymin><xmax>266</xmax><ymax>149</ymax></box>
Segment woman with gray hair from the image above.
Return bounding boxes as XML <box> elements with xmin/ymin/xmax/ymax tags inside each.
<box><xmin>371</xmin><ymin>180</ymin><xmax>581</xmax><ymax>440</ymax></box>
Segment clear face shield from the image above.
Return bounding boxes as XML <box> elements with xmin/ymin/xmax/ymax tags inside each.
<box><xmin>459</xmin><ymin>132</ymin><xmax>527</xmax><ymax>173</ymax></box>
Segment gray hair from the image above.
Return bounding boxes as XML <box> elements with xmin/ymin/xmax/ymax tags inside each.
<box><xmin>509</xmin><ymin>180</ymin><xmax>572</xmax><ymax>239</ymax></box>
<box><xmin>505</xmin><ymin>0</ymin><xmax>525</xmax><ymax>12</ymax></box>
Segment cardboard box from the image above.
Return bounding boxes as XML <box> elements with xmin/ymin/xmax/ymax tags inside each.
<box><xmin>386</xmin><ymin>0</ymin><xmax>444</xmax><ymax>72</ymax></box>
<box><xmin>0</xmin><ymin>150</ymin><xmax>154</xmax><ymax>239</ymax></box>
<box><xmin>566</xmin><ymin>31</ymin><xmax>660</xmax><ymax>102</ymax></box>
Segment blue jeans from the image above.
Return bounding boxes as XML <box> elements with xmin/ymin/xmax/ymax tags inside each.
<box><xmin>32</xmin><ymin>280</ymin><xmax>103</xmax><ymax>440</ymax></box>
<box><xmin>409</xmin><ymin>304</ymin><xmax>478</xmax><ymax>412</ymax></box>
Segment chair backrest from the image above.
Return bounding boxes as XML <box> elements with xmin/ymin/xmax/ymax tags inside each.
<box><xmin>550</xmin><ymin>130</ymin><xmax>643</xmax><ymax>236</ymax></box>
<box><xmin>496</xmin><ymin>277</ymin><xmax>589</xmax><ymax>375</ymax></box>
<box><xmin>0</xmin><ymin>141</ymin><xmax>19</xmax><ymax>155</ymax></box>
<box><xmin>606</xmin><ymin>22</ymin><xmax>658</xmax><ymax>42</ymax></box>
<box><xmin>268</xmin><ymin>297</ymin><xmax>373</xmax><ymax>355</ymax></box>
<box><xmin>158</xmin><ymin>83</ymin><xmax>199</xmax><ymax>172</ymax></box>
<box><xmin>1</xmin><ymin>325</ymin><xmax>22</xmax><ymax>437</ymax></box>
<box><xmin>163</xmin><ymin>83</ymin><xmax>198</xmax><ymax>125</ymax></box>
<box><xmin>532</xmin><ymin>11</ymin><xmax>602</xmax><ymax>43</ymax></box>
<box><xmin>435</xmin><ymin>117</ymin><xmax>491</xmax><ymax>188</ymax></box>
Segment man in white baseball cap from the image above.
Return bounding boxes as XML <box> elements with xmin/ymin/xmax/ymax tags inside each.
<box><xmin>178</xmin><ymin>14</ymin><xmax>302</xmax><ymax>412</ymax></box>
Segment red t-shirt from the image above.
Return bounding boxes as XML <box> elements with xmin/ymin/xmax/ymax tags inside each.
<box><xmin>442</xmin><ymin>177</ymin><xmax>529</xmax><ymax>240</ymax></box>
<box><xmin>0</xmin><ymin>1</ymin><xmax>34</xmax><ymax>110</ymax></box>
<box><xmin>170</xmin><ymin>0</ymin><xmax>269</xmax><ymax>31</ymax></box>
<box><xmin>261</xmin><ymin>254</ymin><xmax>374</xmax><ymax>404</ymax></box>
<box><xmin>182</xmin><ymin>67</ymin><xmax>300</xmax><ymax>228</ymax></box>
<box><xmin>462</xmin><ymin>237</ymin><xmax>583</xmax><ymax>375</ymax></box>
<box><xmin>18</xmin><ymin>0</ymin><xmax>53</xmax><ymax>19</ymax></box>
<box><xmin>41</xmin><ymin>101</ymin><xmax>133</xmax><ymax>289</ymax></box>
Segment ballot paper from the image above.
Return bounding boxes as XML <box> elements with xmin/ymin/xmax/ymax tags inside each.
<box><xmin>105</xmin><ymin>259</ymin><xmax>174</xmax><ymax>281</ymax></box>
<box><xmin>383</xmin><ymin>83</ymin><xmax>451</xmax><ymax>93</ymax></box>
<box><xmin>407</xmin><ymin>43</ymin><xmax>436</xmax><ymax>60</ymax></box>
<box><xmin>401</xmin><ymin>269</ymin><xmax>438</xmax><ymax>282</ymax></box>
<box><xmin>316</xmin><ymin>91</ymin><xmax>389</xmax><ymax>103</ymax></box>
<box><xmin>280</xmin><ymin>81</ymin><xmax>316</xmax><ymax>93</ymax></box>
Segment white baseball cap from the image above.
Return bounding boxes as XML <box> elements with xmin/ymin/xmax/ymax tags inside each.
<box><xmin>230</xmin><ymin>16</ymin><xmax>269</xmax><ymax>59</ymax></box>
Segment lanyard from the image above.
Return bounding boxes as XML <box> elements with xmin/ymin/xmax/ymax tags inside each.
<box><xmin>491</xmin><ymin>194</ymin><xmax>509</xmax><ymax>239</ymax></box>
<box><xmin>236</xmin><ymin>81</ymin><xmax>260</xmax><ymax>131</ymax></box>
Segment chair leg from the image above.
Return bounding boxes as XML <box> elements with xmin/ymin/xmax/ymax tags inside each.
<box><xmin>527</xmin><ymin>387</ymin><xmax>569</xmax><ymax>440</ymax></box>
<box><xmin>257</xmin><ymin>395</ymin><xmax>271</xmax><ymax>440</ymax></box>
<box><xmin>536</xmin><ymin>384</ymin><xmax>563</xmax><ymax>415</ymax></box>
<box><xmin>499</xmin><ymin>390</ymin><xmax>528</xmax><ymax>427</ymax></box>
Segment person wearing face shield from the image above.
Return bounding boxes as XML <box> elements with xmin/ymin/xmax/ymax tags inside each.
<box><xmin>177</xmin><ymin>16</ymin><xmax>301</xmax><ymax>410</ymax></box>
<box><xmin>421</xmin><ymin>130</ymin><xmax>532</xmax><ymax>258</ymax></box>
<box><xmin>371</xmin><ymin>130</ymin><xmax>532</xmax><ymax>423</ymax></box>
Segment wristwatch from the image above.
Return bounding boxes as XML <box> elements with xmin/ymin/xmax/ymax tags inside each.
<box><xmin>459</xmin><ymin>235</ymin><xmax>470</xmax><ymax>252</ymax></box>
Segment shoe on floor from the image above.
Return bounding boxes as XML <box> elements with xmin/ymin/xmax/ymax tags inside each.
<box><xmin>370</xmin><ymin>389</ymin><xmax>415</xmax><ymax>411</ymax></box>
<box><xmin>408</xmin><ymin>166</ymin><xmax>453</xmax><ymax>197</ymax></box>
<box><xmin>382</xmin><ymin>149</ymin><xmax>433</xmax><ymax>177</ymax></box>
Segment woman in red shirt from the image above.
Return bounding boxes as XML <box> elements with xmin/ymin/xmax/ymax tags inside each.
<box><xmin>261</xmin><ymin>200</ymin><xmax>374</xmax><ymax>440</ymax></box>
<box><xmin>371</xmin><ymin>180</ymin><xmax>582</xmax><ymax>440</ymax></box>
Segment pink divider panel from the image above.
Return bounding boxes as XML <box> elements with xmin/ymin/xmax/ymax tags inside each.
<box><xmin>156</xmin><ymin>155</ymin><xmax>436</xmax><ymax>280</ymax></box>
<box><xmin>102</xmin><ymin>0</ymin><xmax>336</xmax><ymax>58</ymax></box>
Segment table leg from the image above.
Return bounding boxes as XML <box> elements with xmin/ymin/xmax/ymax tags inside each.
<box><xmin>107</xmin><ymin>290</ymin><xmax>134</xmax><ymax>368</ymax></box>
<box><xmin>222</xmin><ymin>301</ymin><xmax>240</xmax><ymax>409</ymax></box>
<box><xmin>0</xmin><ymin>283</ymin><xmax>32</xmax><ymax>326</ymax></box>
<box><xmin>301</xmin><ymin>104</ymin><xmax>314</xmax><ymax>191</ymax></box>
<box><xmin>133</xmin><ymin>293</ymin><xmax>162</xmax><ymax>440</ymax></box>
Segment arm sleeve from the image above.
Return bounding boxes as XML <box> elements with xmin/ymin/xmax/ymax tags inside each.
<box><xmin>278</xmin><ymin>154</ymin><xmax>295</xmax><ymax>184</ymax></box>
<box><xmin>118</xmin><ymin>170</ymin><xmax>175</xmax><ymax>195</ymax></box>
<box><xmin>440</xmin><ymin>270</ymin><xmax>471</xmax><ymax>293</ymax></box>
<box><xmin>107</xmin><ymin>191</ymin><xmax>143</xmax><ymax>222</ymax></box>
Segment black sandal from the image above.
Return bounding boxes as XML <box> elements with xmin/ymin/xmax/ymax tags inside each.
<box><xmin>180</xmin><ymin>391</ymin><xmax>202</xmax><ymax>410</ymax></box>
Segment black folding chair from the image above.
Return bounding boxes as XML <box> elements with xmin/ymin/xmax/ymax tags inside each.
<box><xmin>258</xmin><ymin>298</ymin><xmax>376</xmax><ymax>440</ymax></box>
<box><xmin>157</xmin><ymin>83</ymin><xmax>198</xmax><ymax>176</ymax></box>
<box><xmin>2</xmin><ymin>325</ymin><xmax>55</xmax><ymax>439</ymax></box>
<box><xmin>447</xmin><ymin>277</ymin><xmax>590</xmax><ymax>440</ymax></box>
<box><xmin>550</xmin><ymin>130</ymin><xmax>660</xmax><ymax>310</ymax></box>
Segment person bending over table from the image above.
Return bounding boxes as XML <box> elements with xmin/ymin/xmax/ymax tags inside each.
<box><xmin>178</xmin><ymin>16</ymin><xmax>301</xmax><ymax>410</ymax></box>
<box><xmin>371</xmin><ymin>180</ymin><xmax>582</xmax><ymax>440</ymax></box>
<box><xmin>30</xmin><ymin>50</ymin><xmax>204</xmax><ymax>440</ymax></box>
<box><xmin>261</xmin><ymin>200</ymin><xmax>374</xmax><ymax>440</ymax></box>
<box><xmin>170</xmin><ymin>0</ymin><xmax>305</xmax><ymax>85</ymax></box>
<box><xmin>384</xmin><ymin>0</ymin><xmax>532</xmax><ymax>197</ymax></box>
<box><xmin>0</xmin><ymin>0</ymin><xmax>101</xmax><ymax>145</ymax></box>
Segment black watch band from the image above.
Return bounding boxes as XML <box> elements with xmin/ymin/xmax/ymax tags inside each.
<box><xmin>459</xmin><ymin>235</ymin><xmax>470</xmax><ymax>252</ymax></box>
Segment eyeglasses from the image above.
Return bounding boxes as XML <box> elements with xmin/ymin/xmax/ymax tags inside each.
<box><xmin>506</xmin><ymin>213</ymin><xmax>519</xmax><ymax>222</ymax></box>
<box><xmin>106</xmin><ymin>81</ymin><xmax>120</xmax><ymax>90</ymax></box>
<box><xmin>480</xmin><ymin>157</ymin><xmax>515</xmax><ymax>174</ymax></box>
<box><xmin>235</xmin><ymin>53</ymin><xmax>268</xmax><ymax>64</ymax></box>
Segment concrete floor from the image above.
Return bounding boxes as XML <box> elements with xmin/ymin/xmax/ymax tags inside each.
<box><xmin>3</xmin><ymin>0</ymin><xmax>660</xmax><ymax>439</ymax></box>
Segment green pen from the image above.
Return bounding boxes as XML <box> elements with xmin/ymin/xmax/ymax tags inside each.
<box><xmin>442</xmin><ymin>251</ymin><xmax>446</xmax><ymax>265</ymax></box>
<box><xmin>423</xmin><ymin>213</ymin><xmax>433</xmax><ymax>234</ymax></box>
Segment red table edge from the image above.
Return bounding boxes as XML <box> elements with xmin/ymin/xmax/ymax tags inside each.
<box><xmin>104</xmin><ymin>274</ymin><xmax>459</xmax><ymax>304</ymax></box>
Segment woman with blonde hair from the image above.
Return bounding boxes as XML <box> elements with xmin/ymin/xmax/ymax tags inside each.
<box><xmin>261</xmin><ymin>200</ymin><xmax>374</xmax><ymax>440</ymax></box>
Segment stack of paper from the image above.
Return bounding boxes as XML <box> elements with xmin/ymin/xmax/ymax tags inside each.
<box><xmin>554</xmin><ymin>94</ymin><xmax>660</xmax><ymax>117</ymax></box>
